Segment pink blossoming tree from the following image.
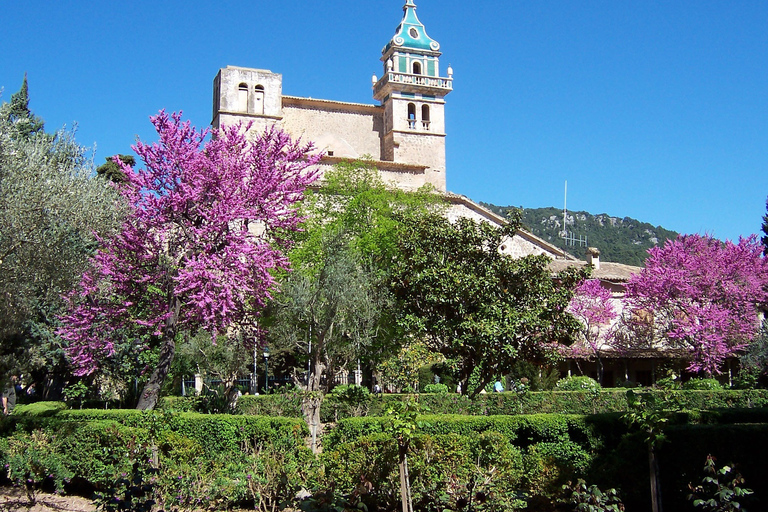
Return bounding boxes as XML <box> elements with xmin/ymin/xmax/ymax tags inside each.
<box><xmin>59</xmin><ymin>111</ymin><xmax>320</xmax><ymax>409</ymax></box>
<box><xmin>568</xmin><ymin>279</ymin><xmax>618</xmax><ymax>383</ymax></box>
<box><xmin>626</xmin><ymin>234</ymin><xmax>768</xmax><ymax>376</ymax></box>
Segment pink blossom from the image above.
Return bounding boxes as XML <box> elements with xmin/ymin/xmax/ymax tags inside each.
<box><xmin>626</xmin><ymin>234</ymin><xmax>768</xmax><ymax>376</ymax></box>
<box><xmin>58</xmin><ymin>111</ymin><xmax>319</xmax><ymax>376</ymax></box>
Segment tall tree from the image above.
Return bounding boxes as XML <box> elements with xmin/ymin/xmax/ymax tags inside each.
<box><xmin>0</xmin><ymin>80</ymin><xmax>121</xmax><ymax>388</ymax></box>
<box><xmin>567</xmin><ymin>279</ymin><xmax>618</xmax><ymax>384</ymax></box>
<box><xmin>626</xmin><ymin>234</ymin><xmax>768</xmax><ymax>376</ymax></box>
<box><xmin>269</xmin><ymin>160</ymin><xmax>444</xmax><ymax>385</ymax></box>
<box><xmin>59</xmin><ymin>111</ymin><xmax>319</xmax><ymax>410</ymax></box>
<box><xmin>2</xmin><ymin>74</ymin><xmax>45</xmax><ymax>139</ymax></box>
<box><xmin>390</xmin><ymin>212</ymin><xmax>586</xmax><ymax>396</ymax></box>
<box><xmin>269</xmin><ymin>230</ymin><xmax>391</xmax><ymax>394</ymax></box>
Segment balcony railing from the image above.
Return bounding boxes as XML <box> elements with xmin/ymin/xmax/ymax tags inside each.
<box><xmin>376</xmin><ymin>72</ymin><xmax>453</xmax><ymax>93</ymax></box>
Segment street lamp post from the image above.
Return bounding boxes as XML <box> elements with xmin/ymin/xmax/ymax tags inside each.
<box><xmin>263</xmin><ymin>346</ymin><xmax>270</xmax><ymax>394</ymax></box>
<box><xmin>253</xmin><ymin>343</ymin><xmax>258</xmax><ymax>395</ymax></box>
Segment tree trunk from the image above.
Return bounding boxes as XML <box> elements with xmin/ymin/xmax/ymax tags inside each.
<box><xmin>136</xmin><ymin>335</ymin><xmax>176</xmax><ymax>410</ymax></box>
<box><xmin>399</xmin><ymin>450</ymin><xmax>413</xmax><ymax>512</ymax></box>
<box><xmin>648</xmin><ymin>443</ymin><xmax>663</xmax><ymax>512</ymax></box>
<box><xmin>137</xmin><ymin>299</ymin><xmax>180</xmax><ymax>411</ymax></box>
<box><xmin>301</xmin><ymin>394</ymin><xmax>322</xmax><ymax>453</ymax></box>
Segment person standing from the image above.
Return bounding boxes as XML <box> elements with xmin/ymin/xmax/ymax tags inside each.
<box><xmin>2</xmin><ymin>375</ymin><xmax>17</xmax><ymax>415</ymax></box>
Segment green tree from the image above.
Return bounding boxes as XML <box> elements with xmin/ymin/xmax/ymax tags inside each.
<box><xmin>390</xmin><ymin>211</ymin><xmax>586</xmax><ymax>397</ymax></box>
<box><xmin>0</xmin><ymin>79</ymin><xmax>122</xmax><ymax>387</ymax></box>
<box><xmin>622</xmin><ymin>390</ymin><xmax>673</xmax><ymax>512</ymax></box>
<box><xmin>269</xmin><ymin>230</ymin><xmax>390</xmax><ymax>394</ymax></box>
<box><xmin>269</xmin><ymin>159</ymin><xmax>445</xmax><ymax>387</ymax></box>
<box><xmin>1</xmin><ymin>74</ymin><xmax>45</xmax><ymax>140</ymax></box>
<box><xmin>96</xmin><ymin>154</ymin><xmax>135</xmax><ymax>184</ymax></box>
<box><xmin>293</xmin><ymin>158</ymin><xmax>444</xmax><ymax>273</ymax></box>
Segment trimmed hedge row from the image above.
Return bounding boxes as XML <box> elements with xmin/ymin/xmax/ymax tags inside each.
<box><xmin>0</xmin><ymin>404</ymin><xmax>314</xmax><ymax>510</ymax></box>
<box><xmin>158</xmin><ymin>388</ymin><xmax>768</xmax><ymax>420</ymax></box>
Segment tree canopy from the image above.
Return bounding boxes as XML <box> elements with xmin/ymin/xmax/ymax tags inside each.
<box><xmin>0</xmin><ymin>77</ymin><xmax>121</xmax><ymax>385</ymax></box>
<box><xmin>390</xmin><ymin>211</ymin><xmax>586</xmax><ymax>396</ymax></box>
<box><xmin>626</xmin><ymin>234</ymin><xmax>768</xmax><ymax>376</ymax></box>
<box><xmin>267</xmin><ymin>160</ymin><xmax>442</xmax><ymax>391</ymax></box>
<box><xmin>59</xmin><ymin>112</ymin><xmax>320</xmax><ymax>409</ymax></box>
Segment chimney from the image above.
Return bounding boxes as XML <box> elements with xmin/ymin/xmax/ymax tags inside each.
<box><xmin>586</xmin><ymin>247</ymin><xmax>601</xmax><ymax>270</ymax></box>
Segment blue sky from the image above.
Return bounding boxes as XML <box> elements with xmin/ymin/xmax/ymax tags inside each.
<box><xmin>3</xmin><ymin>1</ymin><xmax>767</xmax><ymax>242</ymax></box>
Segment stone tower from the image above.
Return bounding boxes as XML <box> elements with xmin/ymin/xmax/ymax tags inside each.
<box><xmin>373</xmin><ymin>0</ymin><xmax>453</xmax><ymax>191</ymax></box>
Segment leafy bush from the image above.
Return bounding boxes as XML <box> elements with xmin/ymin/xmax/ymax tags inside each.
<box><xmin>0</xmin><ymin>428</ymin><xmax>73</xmax><ymax>503</ymax></box>
<box><xmin>556</xmin><ymin>376</ymin><xmax>601</xmax><ymax>392</ymax></box>
<box><xmin>687</xmin><ymin>455</ymin><xmax>753</xmax><ymax>512</ymax></box>
<box><xmin>683</xmin><ymin>378</ymin><xmax>723</xmax><ymax>391</ymax></box>
<box><xmin>562</xmin><ymin>479</ymin><xmax>624</xmax><ymax>512</ymax></box>
<box><xmin>422</xmin><ymin>383</ymin><xmax>449</xmax><ymax>394</ymax></box>
<box><xmin>655</xmin><ymin>377</ymin><xmax>680</xmax><ymax>390</ymax></box>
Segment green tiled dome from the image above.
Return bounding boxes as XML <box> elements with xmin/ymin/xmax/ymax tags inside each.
<box><xmin>385</xmin><ymin>0</ymin><xmax>440</xmax><ymax>53</ymax></box>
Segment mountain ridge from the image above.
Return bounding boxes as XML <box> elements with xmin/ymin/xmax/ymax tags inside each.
<box><xmin>481</xmin><ymin>204</ymin><xmax>679</xmax><ymax>267</ymax></box>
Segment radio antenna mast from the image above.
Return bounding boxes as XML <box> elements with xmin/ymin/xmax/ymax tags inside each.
<box><xmin>562</xmin><ymin>180</ymin><xmax>567</xmax><ymax>237</ymax></box>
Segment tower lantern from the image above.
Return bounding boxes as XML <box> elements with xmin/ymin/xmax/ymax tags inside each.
<box><xmin>374</xmin><ymin>0</ymin><xmax>452</xmax><ymax>191</ymax></box>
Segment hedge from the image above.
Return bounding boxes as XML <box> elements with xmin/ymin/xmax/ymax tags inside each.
<box><xmin>154</xmin><ymin>389</ymin><xmax>768</xmax><ymax>420</ymax></box>
<box><xmin>0</xmin><ymin>406</ymin><xmax>314</xmax><ymax>510</ymax></box>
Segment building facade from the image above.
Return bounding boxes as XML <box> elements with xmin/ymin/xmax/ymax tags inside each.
<box><xmin>211</xmin><ymin>0</ymin><xmax>571</xmax><ymax>261</ymax></box>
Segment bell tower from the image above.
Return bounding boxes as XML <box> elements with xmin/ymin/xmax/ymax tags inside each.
<box><xmin>373</xmin><ymin>0</ymin><xmax>453</xmax><ymax>191</ymax></box>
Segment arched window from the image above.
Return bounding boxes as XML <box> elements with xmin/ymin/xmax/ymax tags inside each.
<box><xmin>421</xmin><ymin>105</ymin><xmax>430</xmax><ymax>130</ymax></box>
<box><xmin>407</xmin><ymin>103</ymin><xmax>416</xmax><ymax>129</ymax></box>
<box><xmin>237</xmin><ymin>83</ymin><xmax>248</xmax><ymax>112</ymax></box>
<box><xmin>253</xmin><ymin>85</ymin><xmax>265</xmax><ymax>115</ymax></box>
<box><xmin>412</xmin><ymin>61</ymin><xmax>422</xmax><ymax>75</ymax></box>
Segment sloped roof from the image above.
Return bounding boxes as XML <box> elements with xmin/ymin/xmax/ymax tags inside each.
<box><xmin>548</xmin><ymin>259</ymin><xmax>642</xmax><ymax>282</ymax></box>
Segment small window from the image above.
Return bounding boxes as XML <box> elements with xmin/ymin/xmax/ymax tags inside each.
<box><xmin>327</xmin><ymin>150</ymin><xmax>334</xmax><ymax>156</ymax></box>
<box><xmin>412</xmin><ymin>61</ymin><xmax>422</xmax><ymax>75</ymax></box>
<box><xmin>409</xmin><ymin>27</ymin><xmax>419</xmax><ymax>39</ymax></box>
<box><xmin>407</xmin><ymin>103</ymin><xmax>416</xmax><ymax>129</ymax></box>
<box><xmin>253</xmin><ymin>85</ymin><xmax>265</xmax><ymax>115</ymax></box>
<box><xmin>421</xmin><ymin>105</ymin><xmax>430</xmax><ymax>130</ymax></box>
<box><xmin>237</xmin><ymin>83</ymin><xmax>248</xmax><ymax>112</ymax></box>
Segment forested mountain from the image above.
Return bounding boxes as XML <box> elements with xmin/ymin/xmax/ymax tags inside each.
<box><xmin>481</xmin><ymin>204</ymin><xmax>679</xmax><ymax>267</ymax></box>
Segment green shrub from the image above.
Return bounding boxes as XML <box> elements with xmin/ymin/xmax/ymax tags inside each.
<box><xmin>655</xmin><ymin>377</ymin><xmax>680</xmax><ymax>390</ymax></box>
<box><xmin>683</xmin><ymin>378</ymin><xmax>723</xmax><ymax>391</ymax></box>
<box><xmin>423</xmin><ymin>383</ymin><xmax>449</xmax><ymax>394</ymax></box>
<box><xmin>0</xmin><ymin>428</ymin><xmax>74</xmax><ymax>502</ymax></box>
<box><xmin>556</xmin><ymin>376</ymin><xmax>602</xmax><ymax>392</ymax></box>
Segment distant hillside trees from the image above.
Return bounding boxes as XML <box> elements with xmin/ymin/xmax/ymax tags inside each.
<box><xmin>482</xmin><ymin>204</ymin><xmax>678</xmax><ymax>266</ymax></box>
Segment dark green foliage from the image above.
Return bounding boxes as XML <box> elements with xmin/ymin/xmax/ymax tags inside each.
<box><xmin>96</xmin><ymin>154</ymin><xmax>135</xmax><ymax>184</ymax></box>
<box><xmin>153</xmin><ymin>389</ymin><xmax>768</xmax><ymax>421</ymax></box>
<box><xmin>563</xmin><ymin>479</ymin><xmax>625</xmax><ymax>511</ymax></box>
<box><xmin>0</xmin><ymin>427</ymin><xmax>73</xmax><ymax>503</ymax></box>
<box><xmin>93</xmin><ymin>463</ymin><xmax>158</xmax><ymax>512</ymax></box>
<box><xmin>391</xmin><ymin>210</ymin><xmax>586</xmax><ymax>396</ymax></box>
<box><xmin>736</xmin><ymin>321</ymin><xmax>768</xmax><ymax>389</ymax></box>
<box><xmin>687</xmin><ymin>455</ymin><xmax>753</xmax><ymax>512</ymax></box>
<box><xmin>2</xmin><ymin>75</ymin><xmax>45</xmax><ymax>139</ymax></box>
<box><xmin>482</xmin><ymin>204</ymin><xmax>679</xmax><ymax>266</ymax></box>
<box><xmin>1</xmin><ymin>406</ymin><xmax>314</xmax><ymax>509</ymax></box>
<box><xmin>762</xmin><ymin>197</ymin><xmax>768</xmax><ymax>257</ymax></box>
